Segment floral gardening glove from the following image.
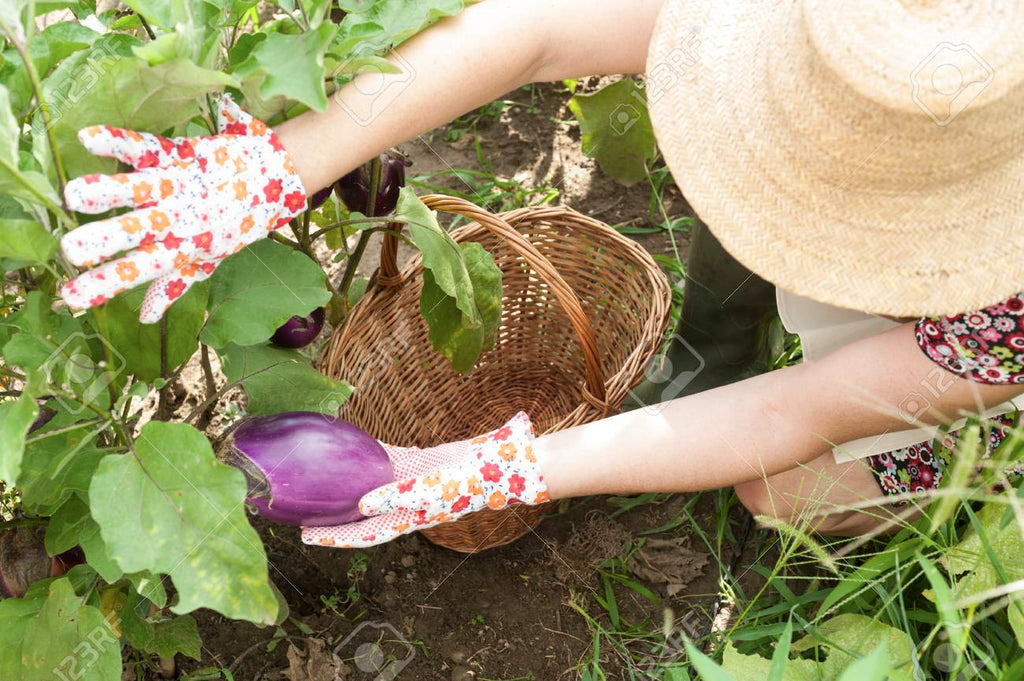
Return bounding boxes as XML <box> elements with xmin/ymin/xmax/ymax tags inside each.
<box><xmin>59</xmin><ymin>96</ymin><xmax>307</xmax><ymax>323</ymax></box>
<box><xmin>301</xmin><ymin>412</ymin><xmax>549</xmax><ymax>548</ymax></box>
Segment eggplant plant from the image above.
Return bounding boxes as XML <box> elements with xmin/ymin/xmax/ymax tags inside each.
<box><xmin>0</xmin><ymin>1</ymin><xmax>501</xmax><ymax>678</ymax></box>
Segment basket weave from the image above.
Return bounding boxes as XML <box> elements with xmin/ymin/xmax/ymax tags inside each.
<box><xmin>319</xmin><ymin>195</ymin><xmax>670</xmax><ymax>553</ymax></box>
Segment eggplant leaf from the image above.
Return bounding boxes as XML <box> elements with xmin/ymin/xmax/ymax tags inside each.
<box><xmin>218</xmin><ymin>342</ymin><xmax>353</xmax><ymax>416</ymax></box>
<box><xmin>231</xmin><ymin>23</ymin><xmax>338</xmax><ymax>114</ymax></box>
<box><xmin>420</xmin><ymin>241</ymin><xmax>502</xmax><ymax>374</ymax></box>
<box><xmin>49</xmin><ymin>55</ymin><xmax>236</xmax><ymax>177</ymax></box>
<box><xmin>202</xmin><ymin>239</ymin><xmax>331</xmax><ymax>349</ymax></box>
<box><xmin>0</xmin><ymin>579</ymin><xmax>121</xmax><ymax>681</ymax></box>
<box><xmin>568</xmin><ymin>78</ymin><xmax>657</xmax><ymax>186</ymax></box>
<box><xmin>90</xmin><ymin>279</ymin><xmax>209</xmax><ymax>382</ymax></box>
<box><xmin>0</xmin><ymin>393</ymin><xmax>39</xmax><ymax>487</ymax></box>
<box><xmin>88</xmin><ymin>422</ymin><xmax>278</xmax><ymax>624</ymax></box>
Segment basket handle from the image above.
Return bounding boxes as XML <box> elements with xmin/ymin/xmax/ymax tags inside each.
<box><xmin>377</xmin><ymin>194</ymin><xmax>609</xmax><ymax>408</ymax></box>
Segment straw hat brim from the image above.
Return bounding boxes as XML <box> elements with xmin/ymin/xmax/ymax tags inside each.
<box><xmin>647</xmin><ymin>0</ymin><xmax>1024</xmax><ymax>317</ymax></box>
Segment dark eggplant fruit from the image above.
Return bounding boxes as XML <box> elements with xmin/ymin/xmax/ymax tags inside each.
<box><xmin>218</xmin><ymin>412</ymin><xmax>394</xmax><ymax>526</ymax></box>
<box><xmin>270</xmin><ymin>307</ymin><xmax>326</xmax><ymax>349</ymax></box>
<box><xmin>335</xmin><ymin>151</ymin><xmax>409</xmax><ymax>217</ymax></box>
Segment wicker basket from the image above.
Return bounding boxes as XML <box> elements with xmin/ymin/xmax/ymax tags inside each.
<box><xmin>318</xmin><ymin>195</ymin><xmax>670</xmax><ymax>553</ymax></box>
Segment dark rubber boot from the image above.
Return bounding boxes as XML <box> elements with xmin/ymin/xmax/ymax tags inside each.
<box><xmin>623</xmin><ymin>217</ymin><xmax>777</xmax><ymax>411</ymax></box>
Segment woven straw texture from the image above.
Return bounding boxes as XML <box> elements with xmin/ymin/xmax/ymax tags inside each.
<box><xmin>319</xmin><ymin>195</ymin><xmax>671</xmax><ymax>553</ymax></box>
<box><xmin>647</xmin><ymin>0</ymin><xmax>1024</xmax><ymax>317</ymax></box>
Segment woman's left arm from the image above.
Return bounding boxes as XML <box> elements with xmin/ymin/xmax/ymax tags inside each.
<box><xmin>537</xmin><ymin>322</ymin><xmax>1024</xmax><ymax>499</ymax></box>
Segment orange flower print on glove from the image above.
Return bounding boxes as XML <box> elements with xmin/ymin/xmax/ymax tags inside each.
<box><xmin>300</xmin><ymin>412</ymin><xmax>548</xmax><ymax>549</ymax></box>
<box><xmin>59</xmin><ymin>95</ymin><xmax>306</xmax><ymax>323</ymax></box>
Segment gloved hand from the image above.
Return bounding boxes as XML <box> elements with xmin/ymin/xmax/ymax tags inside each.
<box><xmin>301</xmin><ymin>412</ymin><xmax>550</xmax><ymax>548</ymax></box>
<box><xmin>59</xmin><ymin>96</ymin><xmax>307</xmax><ymax>323</ymax></box>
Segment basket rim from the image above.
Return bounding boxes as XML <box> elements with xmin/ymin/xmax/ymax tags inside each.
<box><xmin>321</xmin><ymin>199</ymin><xmax>672</xmax><ymax>418</ymax></box>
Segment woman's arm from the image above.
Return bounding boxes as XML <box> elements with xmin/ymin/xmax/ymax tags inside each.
<box><xmin>537</xmin><ymin>323</ymin><xmax>1024</xmax><ymax>499</ymax></box>
<box><xmin>275</xmin><ymin>0</ymin><xmax>666</xmax><ymax>193</ymax></box>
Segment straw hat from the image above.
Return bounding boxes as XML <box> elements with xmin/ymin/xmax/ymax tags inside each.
<box><xmin>646</xmin><ymin>0</ymin><xmax>1024</xmax><ymax>317</ymax></box>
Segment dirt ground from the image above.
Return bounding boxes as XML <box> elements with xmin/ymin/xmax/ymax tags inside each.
<box><xmin>164</xmin><ymin>83</ymin><xmax>763</xmax><ymax>681</ymax></box>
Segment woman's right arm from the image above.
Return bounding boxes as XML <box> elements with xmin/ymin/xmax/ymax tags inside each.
<box><xmin>275</xmin><ymin>0</ymin><xmax>667</xmax><ymax>194</ymax></box>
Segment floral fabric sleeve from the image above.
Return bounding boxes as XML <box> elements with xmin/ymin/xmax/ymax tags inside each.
<box><xmin>915</xmin><ymin>292</ymin><xmax>1024</xmax><ymax>385</ymax></box>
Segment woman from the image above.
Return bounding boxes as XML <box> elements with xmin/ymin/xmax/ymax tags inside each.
<box><xmin>59</xmin><ymin>0</ymin><xmax>1024</xmax><ymax>546</ymax></box>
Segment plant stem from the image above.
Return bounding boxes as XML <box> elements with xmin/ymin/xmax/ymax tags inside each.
<box><xmin>198</xmin><ymin>344</ymin><xmax>218</xmax><ymax>430</ymax></box>
<box><xmin>268</xmin><ymin>231</ymin><xmax>300</xmax><ymax>249</ymax></box>
<box><xmin>185</xmin><ymin>362</ymin><xmax>292</xmax><ymax>424</ymax></box>
<box><xmin>309</xmin><ymin>216</ymin><xmax>407</xmax><ymax>242</ymax></box>
<box><xmin>138</xmin><ymin>14</ymin><xmax>157</xmax><ymax>40</ymax></box>
<box><xmin>25</xmin><ymin>418</ymin><xmax>107</xmax><ymax>445</ymax></box>
<box><xmin>156</xmin><ymin>316</ymin><xmax>171</xmax><ymax>420</ymax></box>
<box><xmin>336</xmin><ymin>158</ymin><xmax>381</xmax><ymax>297</ymax></box>
<box><xmin>3</xmin><ymin>26</ymin><xmax>68</xmax><ymax>197</ymax></box>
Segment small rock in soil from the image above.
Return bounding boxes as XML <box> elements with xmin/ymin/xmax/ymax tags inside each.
<box><xmin>451</xmin><ymin>665</ymin><xmax>476</xmax><ymax>681</ymax></box>
<box><xmin>400</xmin><ymin>554</ymin><xmax>416</xmax><ymax>568</ymax></box>
<box><xmin>384</xmin><ymin>571</ymin><xmax>397</xmax><ymax>585</ymax></box>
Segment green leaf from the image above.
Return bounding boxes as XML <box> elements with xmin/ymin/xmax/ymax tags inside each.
<box><xmin>397</xmin><ymin>188</ymin><xmax>480</xmax><ymax>325</ymax></box>
<box><xmin>19</xmin><ymin>420</ymin><xmax>105</xmax><ymax>514</ymax></box>
<box><xmin>46</xmin><ymin>495</ymin><xmax>124</xmax><ymax>583</ymax></box>
<box><xmin>125</xmin><ymin>570</ymin><xmax>168</xmax><ymax>609</ymax></box>
<box><xmin>568</xmin><ymin>78</ymin><xmax>657</xmax><ymax>185</ymax></box>
<box><xmin>836</xmin><ymin>644</ymin><xmax>891</xmax><ymax>681</ymax></box>
<box><xmin>0</xmin><ymin>219</ymin><xmax>58</xmax><ymax>262</ymax></box>
<box><xmin>792</xmin><ymin>614</ymin><xmax>915</xmax><ymax>681</ymax></box>
<box><xmin>0</xmin><ymin>1</ymin><xmax>31</xmax><ymax>47</ymax></box>
<box><xmin>0</xmin><ymin>85</ymin><xmax>62</xmax><ymax>212</ymax></box>
<box><xmin>1009</xmin><ymin>595</ymin><xmax>1024</xmax><ymax>650</ymax></box>
<box><xmin>232</xmin><ymin>22</ymin><xmax>338</xmax><ymax>113</ymax></box>
<box><xmin>946</xmin><ymin>502</ymin><xmax>1024</xmax><ymax>600</ymax></box>
<box><xmin>335</xmin><ymin>0</ymin><xmax>465</xmax><ymax>53</ymax></box>
<box><xmin>122</xmin><ymin>591</ymin><xmax>201</xmax><ymax>660</ymax></box>
<box><xmin>90</xmin><ymin>279</ymin><xmax>208</xmax><ymax>382</ymax></box>
<box><xmin>3</xmin><ymin>332</ymin><xmax>53</xmax><ymax>370</ymax></box>
<box><xmin>122</xmin><ymin>0</ymin><xmax>173</xmax><ymax>29</ymax></box>
<box><xmin>39</xmin><ymin>21</ymin><xmax>100</xmax><ymax>63</ymax></box>
<box><xmin>218</xmin><ymin>342</ymin><xmax>353</xmax><ymax>416</ymax></box>
<box><xmin>0</xmin><ymin>393</ymin><xmax>39</xmax><ymax>486</ymax></box>
<box><xmin>201</xmin><ymin>239</ymin><xmax>331</xmax><ymax>348</ymax></box>
<box><xmin>420</xmin><ymin>241</ymin><xmax>501</xmax><ymax>374</ymax></box>
<box><xmin>49</xmin><ymin>55</ymin><xmax>236</xmax><ymax>177</ymax></box>
<box><xmin>684</xmin><ymin>638</ymin><xmax>740</xmax><ymax>681</ymax></box>
<box><xmin>721</xmin><ymin>644</ymin><xmax>817</xmax><ymax>681</ymax></box>
<box><xmin>0</xmin><ymin>578</ymin><xmax>121</xmax><ymax>681</ymax></box>
<box><xmin>89</xmin><ymin>421</ymin><xmax>278</xmax><ymax>623</ymax></box>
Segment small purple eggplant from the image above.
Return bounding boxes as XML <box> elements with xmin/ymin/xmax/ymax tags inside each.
<box><xmin>218</xmin><ymin>412</ymin><xmax>394</xmax><ymax>526</ymax></box>
<box><xmin>270</xmin><ymin>307</ymin><xmax>326</xmax><ymax>349</ymax></box>
<box><xmin>335</xmin><ymin>151</ymin><xmax>409</xmax><ymax>217</ymax></box>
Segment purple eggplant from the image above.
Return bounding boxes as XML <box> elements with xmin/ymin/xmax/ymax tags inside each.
<box><xmin>270</xmin><ymin>307</ymin><xmax>326</xmax><ymax>349</ymax></box>
<box><xmin>0</xmin><ymin>526</ymin><xmax>50</xmax><ymax>599</ymax></box>
<box><xmin>335</xmin><ymin>151</ymin><xmax>409</xmax><ymax>217</ymax></box>
<box><xmin>218</xmin><ymin>412</ymin><xmax>394</xmax><ymax>526</ymax></box>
